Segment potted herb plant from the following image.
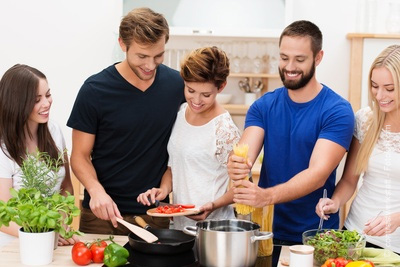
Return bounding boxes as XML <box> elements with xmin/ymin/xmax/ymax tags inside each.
<box><xmin>0</xmin><ymin>150</ymin><xmax>81</xmax><ymax>265</ymax></box>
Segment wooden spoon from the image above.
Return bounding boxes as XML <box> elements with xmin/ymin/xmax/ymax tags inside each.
<box><xmin>116</xmin><ymin>217</ymin><xmax>158</xmax><ymax>243</ymax></box>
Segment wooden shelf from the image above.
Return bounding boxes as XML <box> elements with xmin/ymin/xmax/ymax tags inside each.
<box><xmin>347</xmin><ymin>33</ymin><xmax>400</xmax><ymax>39</ymax></box>
<box><xmin>222</xmin><ymin>104</ymin><xmax>249</xmax><ymax>115</ymax></box>
<box><xmin>229</xmin><ymin>73</ymin><xmax>279</xmax><ymax>79</ymax></box>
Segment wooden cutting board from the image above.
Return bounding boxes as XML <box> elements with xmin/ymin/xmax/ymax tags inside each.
<box><xmin>147</xmin><ymin>207</ymin><xmax>201</xmax><ymax>217</ymax></box>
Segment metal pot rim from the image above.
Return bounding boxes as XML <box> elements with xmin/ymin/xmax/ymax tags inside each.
<box><xmin>195</xmin><ymin>219</ymin><xmax>261</xmax><ymax>232</ymax></box>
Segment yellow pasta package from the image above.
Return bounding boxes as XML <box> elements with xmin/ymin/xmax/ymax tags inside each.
<box><xmin>233</xmin><ymin>143</ymin><xmax>255</xmax><ymax>215</ymax></box>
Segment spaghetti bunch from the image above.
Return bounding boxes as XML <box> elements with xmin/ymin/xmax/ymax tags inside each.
<box><xmin>252</xmin><ymin>205</ymin><xmax>274</xmax><ymax>256</ymax></box>
<box><xmin>233</xmin><ymin>143</ymin><xmax>255</xmax><ymax>215</ymax></box>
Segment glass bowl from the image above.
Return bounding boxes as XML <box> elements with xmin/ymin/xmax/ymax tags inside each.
<box><xmin>302</xmin><ymin>229</ymin><xmax>366</xmax><ymax>265</ymax></box>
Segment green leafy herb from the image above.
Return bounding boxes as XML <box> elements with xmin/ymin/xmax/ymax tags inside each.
<box><xmin>20</xmin><ymin>150</ymin><xmax>64</xmax><ymax>197</ymax></box>
<box><xmin>304</xmin><ymin>229</ymin><xmax>365</xmax><ymax>264</ymax></box>
<box><xmin>0</xmin><ymin>150</ymin><xmax>81</xmax><ymax>238</ymax></box>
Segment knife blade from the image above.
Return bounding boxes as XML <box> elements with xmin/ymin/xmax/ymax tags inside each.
<box><xmin>153</xmin><ymin>200</ymin><xmax>179</xmax><ymax>207</ymax></box>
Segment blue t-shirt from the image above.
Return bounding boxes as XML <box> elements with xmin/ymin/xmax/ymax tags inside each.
<box><xmin>245</xmin><ymin>85</ymin><xmax>354</xmax><ymax>243</ymax></box>
<box><xmin>67</xmin><ymin>64</ymin><xmax>184</xmax><ymax>214</ymax></box>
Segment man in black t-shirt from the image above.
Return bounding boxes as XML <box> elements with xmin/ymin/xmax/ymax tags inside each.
<box><xmin>67</xmin><ymin>7</ymin><xmax>184</xmax><ymax>234</ymax></box>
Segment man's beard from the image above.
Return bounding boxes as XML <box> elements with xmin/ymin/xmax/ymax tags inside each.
<box><xmin>279</xmin><ymin>61</ymin><xmax>315</xmax><ymax>90</ymax></box>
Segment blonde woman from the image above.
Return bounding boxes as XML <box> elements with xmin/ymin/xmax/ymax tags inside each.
<box><xmin>316</xmin><ymin>45</ymin><xmax>400</xmax><ymax>253</ymax></box>
<box><xmin>137</xmin><ymin>46</ymin><xmax>241</xmax><ymax>230</ymax></box>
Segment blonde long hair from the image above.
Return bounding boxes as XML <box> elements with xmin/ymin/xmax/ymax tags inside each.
<box><xmin>355</xmin><ymin>45</ymin><xmax>400</xmax><ymax>174</ymax></box>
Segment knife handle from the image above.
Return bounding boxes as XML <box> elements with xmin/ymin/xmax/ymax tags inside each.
<box><xmin>147</xmin><ymin>196</ymin><xmax>160</xmax><ymax>207</ymax></box>
<box><xmin>134</xmin><ymin>216</ymin><xmax>150</xmax><ymax>229</ymax></box>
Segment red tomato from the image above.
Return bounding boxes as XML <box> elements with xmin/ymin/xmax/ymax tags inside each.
<box><xmin>71</xmin><ymin>242</ymin><xmax>92</xmax><ymax>265</ymax></box>
<box><xmin>181</xmin><ymin>204</ymin><xmax>195</xmax><ymax>208</ymax></box>
<box><xmin>335</xmin><ymin>257</ymin><xmax>351</xmax><ymax>267</ymax></box>
<box><xmin>89</xmin><ymin>240</ymin><xmax>107</xmax><ymax>263</ymax></box>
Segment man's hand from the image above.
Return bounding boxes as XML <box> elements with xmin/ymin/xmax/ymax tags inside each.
<box><xmin>227</xmin><ymin>154</ymin><xmax>252</xmax><ymax>181</ymax></box>
<box><xmin>89</xmin><ymin>190</ymin><xmax>122</xmax><ymax>228</ymax></box>
<box><xmin>233</xmin><ymin>179</ymin><xmax>267</xmax><ymax>208</ymax></box>
<box><xmin>137</xmin><ymin>187</ymin><xmax>167</xmax><ymax>206</ymax></box>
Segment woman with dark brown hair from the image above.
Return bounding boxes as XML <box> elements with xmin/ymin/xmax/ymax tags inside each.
<box><xmin>0</xmin><ymin>64</ymin><xmax>77</xmax><ymax>246</ymax></box>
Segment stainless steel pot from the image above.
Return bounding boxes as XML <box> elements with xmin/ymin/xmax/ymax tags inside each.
<box><xmin>183</xmin><ymin>219</ymin><xmax>273</xmax><ymax>267</ymax></box>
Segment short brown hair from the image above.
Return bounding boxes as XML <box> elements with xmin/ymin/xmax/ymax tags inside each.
<box><xmin>279</xmin><ymin>20</ymin><xmax>323</xmax><ymax>57</ymax></box>
<box><xmin>180</xmin><ymin>46</ymin><xmax>230</xmax><ymax>89</ymax></box>
<box><xmin>119</xmin><ymin>7</ymin><xmax>169</xmax><ymax>47</ymax></box>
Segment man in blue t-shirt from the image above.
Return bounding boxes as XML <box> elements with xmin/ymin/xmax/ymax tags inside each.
<box><xmin>228</xmin><ymin>20</ymin><xmax>354</xmax><ymax>245</ymax></box>
<box><xmin>67</xmin><ymin>8</ymin><xmax>184</xmax><ymax>234</ymax></box>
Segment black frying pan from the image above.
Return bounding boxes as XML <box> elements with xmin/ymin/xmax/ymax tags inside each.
<box><xmin>128</xmin><ymin>216</ymin><xmax>195</xmax><ymax>255</ymax></box>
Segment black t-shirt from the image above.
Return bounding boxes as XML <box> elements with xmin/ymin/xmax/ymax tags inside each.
<box><xmin>67</xmin><ymin>64</ymin><xmax>185</xmax><ymax>214</ymax></box>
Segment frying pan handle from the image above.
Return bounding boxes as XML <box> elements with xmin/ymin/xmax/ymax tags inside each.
<box><xmin>183</xmin><ymin>226</ymin><xmax>198</xmax><ymax>237</ymax></box>
<box><xmin>134</xmin><ymin>216</ymin><xmax>151</xmax><ymax>229</ymax></box>
<box><xmin>250</xmin><ymin>231</ymin><xmax>273</xmax><ymax>243</ymax></box>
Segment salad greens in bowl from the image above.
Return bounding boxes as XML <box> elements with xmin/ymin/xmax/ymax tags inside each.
<box><xmin>302</xmin><ymin>229</ymin><xmax>366</xmax><ymax>265</ymax></box>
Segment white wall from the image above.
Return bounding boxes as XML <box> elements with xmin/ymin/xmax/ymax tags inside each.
<box><xmin>0</xmin><ymin>0</ymin><xmax>123</xmax><ymax>149</ymax></box>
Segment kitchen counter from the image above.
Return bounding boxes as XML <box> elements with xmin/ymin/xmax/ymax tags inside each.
<box><xmin>0</xmin><ymin>233</ymin><xmax>295</xmax><ymax>267</ymax></box>
<box><xmin>0</xmin><ymin>233</ymin><xmax>126</xmax><ymax>267</ymax></box>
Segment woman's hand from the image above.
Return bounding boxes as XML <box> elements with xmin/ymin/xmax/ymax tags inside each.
<box><xmin>58</xmin><ymin>234</ymin><xmax>80</xmax><ymax>246</ymax></box>
<box><xmin>315</xmin><ymin>197</ymin><xmax>338</xmax><ymax>220</ymax></box>
<box><xmin>364</xmin><ymin>212</ymin><xmax>400</xmax><ymax>236</ymax></box>
<box><xmin>186</xmin><ymin>202</ymin><xmax>215</xmax><ymax>221</ymax></box>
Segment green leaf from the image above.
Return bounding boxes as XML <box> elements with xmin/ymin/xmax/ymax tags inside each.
<box><xmin>47</xmin><ymin>218</ymin><xmax>56</xmax><ymax>229</ymax></box>
<box><xmin>10</xmin><ymin>188</ymin><xmax>18</xmax><ymax>198</ymax></box>
<box><xmin>47</xmin><ymin>210</ymin><xmax>60</xmax><ymax>219</ymax></box>
<box><xmin>30</xmin><ymin>217</ymin><xmax>39</xmax><ymax>226</ymax></box>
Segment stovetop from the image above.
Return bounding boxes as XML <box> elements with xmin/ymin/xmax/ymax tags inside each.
<box><xmin>109</xmin><ymin>242</ymin><xmax>200</xmax><ymax>267</ymax></box>
<box><xmin>102</xmin><ymin>242</ymin><xmax>279</xmax><ymax>267</ymax></box>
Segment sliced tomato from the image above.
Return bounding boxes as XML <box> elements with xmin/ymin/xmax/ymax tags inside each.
<box><xmin>155</xmin><ymin>205</ymin><xmax>185</xmax><ymax>214</ymax></box>
<box><xmin>180</xmin><ymin>204</ymin><xmax>195</xmax><ymax>209</ymax></box>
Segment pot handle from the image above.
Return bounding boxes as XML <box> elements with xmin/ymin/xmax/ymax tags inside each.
<box><xmin>183</xmin><ymin>226</ymin><xmax>198</xmax><ymax>237</ymax></box>
<box><xmin>251</xmin><ymin>231</ymin><xmax>273</xmax><ymax>243</ymax></box>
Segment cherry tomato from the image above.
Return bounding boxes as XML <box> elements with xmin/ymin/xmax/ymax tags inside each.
<box><xmin>71</xmin><ymin>242</ymin><xmax>92</xmax><ymax>265</ymax></box>
<box><xmin>90</xmin><ymin>240</ymin><xmax>107</xmax><ymax>263</ymax></box>
<box><xmin>335</xmin><ymin>257</ymin><xmax>351</xmax><ymax>267</ymax></box>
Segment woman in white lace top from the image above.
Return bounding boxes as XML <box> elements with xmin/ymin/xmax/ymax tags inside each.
<box><xmin>316</xmin><ymin>45</ymin><xmax>400</xmax><ymax>253</ymax></box>
<box><xmin>137</xmin><ymin>47</ymin><xmax>241</xmax><ymax>230</ymax></box>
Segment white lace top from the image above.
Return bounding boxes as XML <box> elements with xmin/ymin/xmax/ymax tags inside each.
<box><xmin>167</xmin><ymin>103</ymin><xmax>241</xmax><ymax>230</ymax></box>
<box><xmin>345</xmin><ymin>107</ymin><xmax>400</xmax><ymax>253</ymax></box>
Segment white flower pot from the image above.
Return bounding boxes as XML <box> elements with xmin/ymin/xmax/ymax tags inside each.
<box><xmin>18</xmin><ymin>228</ymin><xmax>55</xmax><ymax>265</ymax></box>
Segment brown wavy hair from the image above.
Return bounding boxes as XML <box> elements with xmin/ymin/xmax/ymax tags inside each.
<box><xmin>180</xmin><ymin>46</ymin><xmax>230</xmax><ymax>89</ymax></box>
<box><xmin>0</xmin><ymin>64</ymin><xmax>60</xmax><ymax>166</ymax></box>
<box><xmin>119</xmin><ymin>7</ymin><xmax>169</xmax><ymax>47</ymax></box>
